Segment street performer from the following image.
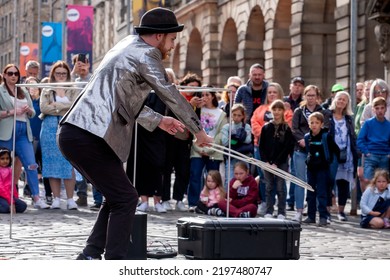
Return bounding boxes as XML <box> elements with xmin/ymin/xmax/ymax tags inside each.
<box><xmin>57</xmin><ymin>7</ymin><xmax>212</xmax><ymax>260</ymax></box>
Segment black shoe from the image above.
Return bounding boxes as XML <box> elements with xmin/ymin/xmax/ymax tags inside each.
<box><xmin>23</xmin><ymin>186</ymin><xmax>31</xmax><ymax>198</ymax></box>
<box><xmin>90</xmin><ymin>203</ymin><xmax>101</xmax><ymax>211</ymax></box>
<box><xmin>76</xmin><ymin>253</ymin><xmax>101</xmax><ymax>260</ymax></box>
<box><xmin>302</xmin><ymin>217</ymin><xmax>316</xmax><ymax>224</ymax></box>
<box><xmin>76</xmin><ymin>196</ymin><xmax>88</xmax><ymax>207</ymax></box>
<box><xmin>46</xmin><ymin>196</ymin><xmax>53</xmax><ymax>205</ymax></box>
<box><xmin>318</xmin><ymin>218</ymin><xmax>328</xmax><ymax>226</ymax></box>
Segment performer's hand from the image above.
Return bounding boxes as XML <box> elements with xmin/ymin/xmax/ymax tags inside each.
<box><xmin>193</xmin><ymin>130</ymin><xmax>213</xmax><ymax>147</ymax></box>
<box><xmin>158</xmin><ymin>116</ymin><xmax>185</xmax><ymax>135</ymax></box>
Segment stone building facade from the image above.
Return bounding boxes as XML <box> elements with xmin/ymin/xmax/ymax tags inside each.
<box><xmin>170</xmin><ymin>0</ymin><xmax>383</xmax><ymax>99</ymax></box>
<box><xmin>0</xmin><ymin>0</ymin><xmax>386</xmax><ymax>100</ymax></box>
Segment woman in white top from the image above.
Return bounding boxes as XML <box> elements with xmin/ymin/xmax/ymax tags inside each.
<box><xmin>40</xmin><ymin>61</ymin><xmax>79</xmax><ymax>210</ymax></box>
<box><xmin>187</xmin><ymin>85</ymin><xmax>227</xmax><ymax>210</ymax></box>
<box><xmin>0</xmin><ymin>64</ymin><xmax>49</xmax><ymax>209</ymax></box>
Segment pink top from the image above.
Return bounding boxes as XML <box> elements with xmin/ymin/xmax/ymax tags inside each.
<box><xmin>0</xmin><ymin>167</ymin><xmax>18</xmax><ymax>205</ymax></box>
<box><xmin>200</xmin><ymin>187</ymin><xmax>223</xmax><ymax>207</ymax></box>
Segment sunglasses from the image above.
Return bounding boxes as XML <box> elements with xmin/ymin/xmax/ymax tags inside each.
<box><xmin>374</xmin><ymin>89</ymin><xmax>388</xmax><ymax>95</ymax></box>
<box><xmin>6</xmin><ymin>71</ymin><xmax>19</xmax><ymax>77</ymax></box>
<box><xmin>54</xmin><ymin>72</ymin><xmax>68</xmax><ymax>77</ymax></box>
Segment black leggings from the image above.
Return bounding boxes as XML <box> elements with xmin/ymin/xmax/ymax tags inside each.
<box><xmin>336</xmin><ymin>179</ymin><xmax>350</xmax><ymax>206</ymax></box>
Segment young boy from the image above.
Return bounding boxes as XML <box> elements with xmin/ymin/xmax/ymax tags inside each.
<box><xmin>303</xmin><ymin>112</ymin><xmax>339</xmax><ymax>226</ymax></box>
<box><xmin>357</xmin><ymin>97</ymin><xmax>390</xmax><ymax>187</ymax></box>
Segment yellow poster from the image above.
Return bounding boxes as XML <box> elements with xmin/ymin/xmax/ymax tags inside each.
<box><xmin>133</xmin><ymin>0</ymin><xmax>165</xmax><ymax>26</ymax></box>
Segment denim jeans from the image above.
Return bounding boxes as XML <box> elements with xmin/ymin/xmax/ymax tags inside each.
<box><xmin>306</xmin><ymin>169</ymin><xmax>330</xmax><ymax>220</ymax></box>
<box><xmin>293</xmin><ymin>151</ymin><xmax>307</xmax><ymax>209</ymax></box>
<box><xmin>187</xmin><ymin>157</ymin><xmax>221</xmax><ymax>207</ymax></box>
<box><xmin>287</xmin><ymin>156</ymin><xmax>296</xmax><ymax>206</ymax></box>
<box><xmin>363</xmin><ymin>154</ymin><xmax>390</xmax><ymax>180</ymax></box>
<box><xmin>0</xmin><ymin>121</ymin><xmax>40</xmax><ymax>196</ymax></box>
<box><xmin>224</xmin><ymin>157</ymin><xmax>239</xmax><ymax>189</ymax></box>
<box><xmin>0</xmin><ymin>197</ymin><xmax>27</xmax><ymax>213</ymax></box>
<box><xmin>92</xmin><ymin>186</ymin><xmax>103</xmax><ymax>204</ymax></box>
<box><xmin>264</xmin><ymin>162</ymin><xmax>288</xmax><ymax>216</ymax></box>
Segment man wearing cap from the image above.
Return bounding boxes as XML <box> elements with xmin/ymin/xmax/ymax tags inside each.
<box><xmin>322</xmin><ymin>83</ymin><xmax>344</xmax><ymax>109</ymax></box>
<box><xmin>283</xmin><ymin>76</ymin><xmax>305</xmax><ymax>211</ymax></box>
<box><xmin>57</xmin><ymin>7</ymin><xmax>212</xmax><ymax>260</ymax></box>
<box><xmin>284</xmin><ymin>76</ymin><xmax>305</xmax><ymax>112</ymax></box>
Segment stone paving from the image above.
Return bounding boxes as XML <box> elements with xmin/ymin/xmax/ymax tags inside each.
<box><xmin>0</xmin><ymin>188</ymin><xmax>390</xmax><ymax>260</ymax></box>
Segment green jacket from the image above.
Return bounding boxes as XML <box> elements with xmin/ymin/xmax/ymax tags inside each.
<box><xmin>354</xmin><ymin>99</ymin><xmax>368</xmax><ymax>136</ymax></box>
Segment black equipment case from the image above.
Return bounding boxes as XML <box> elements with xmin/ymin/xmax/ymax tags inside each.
<box><xmin>126</xmin><ymin>211</ymin><xmax>147</xmax><ymax>260</ymax></box>
<box><xmin>177</xmin><ymin>217</ymin><xmax>301</xmax><ymax>260</ymax></box>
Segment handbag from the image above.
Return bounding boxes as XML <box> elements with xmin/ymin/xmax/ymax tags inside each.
<box><xmin>338</xmin><ymin>147</ymin><xmax>347</xmax><ymax>164</ymax></box>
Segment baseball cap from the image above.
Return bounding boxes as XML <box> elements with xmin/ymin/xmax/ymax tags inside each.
<box><xmin>331</xmin><ymin>84</ymin><xmax>344</xmax><ymax>93</ymax></box>
<box><xmin>291</xmin><ymin>76</ymin><xmax>305</xmax><ymax>85</ymax></box>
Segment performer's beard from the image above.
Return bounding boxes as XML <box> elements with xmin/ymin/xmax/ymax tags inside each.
<box><xmin>157</xmin><ymin>35</ymin><xmax>171</xmax><ymax>60</ymax></box>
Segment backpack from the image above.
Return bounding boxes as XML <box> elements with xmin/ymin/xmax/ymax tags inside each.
<box><xmin>304</xmin><ymin>131</ymin><xmax>330</xmax><ymax>163</ymax></box>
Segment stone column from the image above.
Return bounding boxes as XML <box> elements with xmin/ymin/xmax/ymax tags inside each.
<box><xmin>374</xmin><ymin>22</ymin><xmax>390</xmax><ymax>82</ymax></box>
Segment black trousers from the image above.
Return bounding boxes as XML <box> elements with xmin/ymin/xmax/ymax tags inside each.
<box><xmin>162</xmin><ymin>136</ymin><xmax>191</xmax><ymax>202</ymax></box>
<box><xmin>57</xmin><ymin>123</ymin><xmax>138</xmax><ymax>260</ymax></box>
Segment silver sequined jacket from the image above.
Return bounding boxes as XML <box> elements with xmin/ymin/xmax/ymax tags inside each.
<box><xmin>61</xmin><ymin>35</ymin><xmax>202</xmax><ymax>162</ymax></box>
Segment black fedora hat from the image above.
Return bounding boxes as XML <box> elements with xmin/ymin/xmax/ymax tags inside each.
<box><xmin>134</xmin><ymin>7</ymin><xmax>184</xmax><ymax>34</ymax></box>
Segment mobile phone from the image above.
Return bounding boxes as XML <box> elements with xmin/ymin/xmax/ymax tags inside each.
<box><xmin>78</xmin><ymin>54</ymin><xmax>87</xmax><ymax>63</ymax></box>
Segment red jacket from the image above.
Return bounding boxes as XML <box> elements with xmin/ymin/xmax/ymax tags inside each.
<box><xmin>0</xmin><ymin>167</ymin><xmax>18</xmax><ymax>205</ymax></box>
<box><xmin>229</xmin><ymin>175</ymin><xmax>258</xmax><ymax>208</ymax></box>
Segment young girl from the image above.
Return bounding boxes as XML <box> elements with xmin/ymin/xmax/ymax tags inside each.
<box><xmin>360</xmin><ymin>169</ymin><xmax>390</xmax><ymax>229</ymax></box>
<box><xmin>194</xmin><ymin>170</ymin><xmax>226</xmax><ymax>216</ymax></box>
<box><xmin>218</xmin><ymin>161</ymin><xmax>258</xmax><ymax>217</ymax></box>
<box><xmin>221</xmin><ymin>103</ymin><xmax>252</xmax><ymax>187</ymax></box>
<box><xmin>260</xmin><ymin>100</ymin><xmax>295</xmax><ymax>220</ymax></box>
<box><xmin>0</xmin><ymin>148</ymin><xmax>27</xmax><ymax>213</ymax></box>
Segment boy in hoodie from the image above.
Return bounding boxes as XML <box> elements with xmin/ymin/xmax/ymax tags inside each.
<box><xmin>303</xmin><ymin>112</ymin><xmax>339</xmax><ymax>226</ymax></box>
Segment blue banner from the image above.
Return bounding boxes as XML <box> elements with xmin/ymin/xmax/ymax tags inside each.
<box><xmin>41</xmin><ymin>22</ymin><xmax>62</xmax><ymax>78</ymax></box>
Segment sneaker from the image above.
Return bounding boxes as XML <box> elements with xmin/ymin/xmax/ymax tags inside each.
<box><xmin>76</xmin><ymin>253</ymin><xmax>101</xmax><ymax>260</ymax></box>
<box><xmin>46</xmin><ymin>196</ymin><xmax>53</xmax><ymax>205</ymax></box>
<box><xmin>239</xmin><ymin>211</ymin><xmax>250</xmax><ymax>218</ymax></box>
<box><xmin>188</xmin><ymin>206</ymin><xmax>196</xmax><ymax>213</ymax></box>
<box><xmin>161</xmin><ymin>201</ymin><xmax>173</xmax><ymax>211</ymax></box>
<box><xmin>33</xmin><ymin>198</ymin><xmax>50</xmax><ymax>209</ymax></box>
<box><xmin>327</xmin><ymin>215</ymin><xmax>332</xmax><ymax>224</ymax></box>
<box><xmin>175</xmin><ymin>201</ymin><xmax>187</xmax><ymax>212</ymax></box>
<box><xmin>51</xmin><ymin>197</ymin><xmax>61</xmax><ymax>209</ymax></box>
<box><xmin>154</xmin><ymin>203</ymin><xmax>167</xmax><ymax>213</ymax></box>
<box><xmin>337</xmin><ymin>212</ymin><xmax>348</xmax><ymax>221</ymax></box>
<box><xmin>67</xmin><ymin>199</ymin><xmax>78</xmax><ymax>210</ymax></box>
<box><xmin>76</xmin><ymin>196</ymin><xmax>88</xmax><ymax>207</ymax></box>
<box><xmin>136</xmin><ymin>202</ymin><xmax>149</xmax><ymax>212</ymax></box>
<box><xmin>264</xmin><ymin>213</ymin><xmax>273</xmax><ymax>219</ymax></box>
<box><xmin>318</xmin><ymin>218</ymin><xmax>327</xmax><ymax>226</ymax></box>
<box><xmin>215</xmin><ymin>208</ymin><xmax>224</xmax><ymax>217</ymax></box>
<box><xmin>302</xmin><ymin>217</ymin><xmax>316</xmax><ymax>224</ymax></box>
<box><xmin>292</xmin><ymin>212</ymin><xmax>303</xmax><ymax>223</ymax></box>
<box><xmin>90</xmin><ymin>203</ymin><xmax>101</xmax><ymax>211</ymax></box>
<box><xmin>287</xmin><ymin>204</ymin><xmax>295</xmax><ymax>211</ymax></box>
<box><xmin>257</xmin><ymin>202</ymin><xmax>267</xmax><ymax>216</ymax></box>
<box><xmin>277</xmin><ymin>214</ymin><xmax>286</xmax><ymax>220</ymax></box>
